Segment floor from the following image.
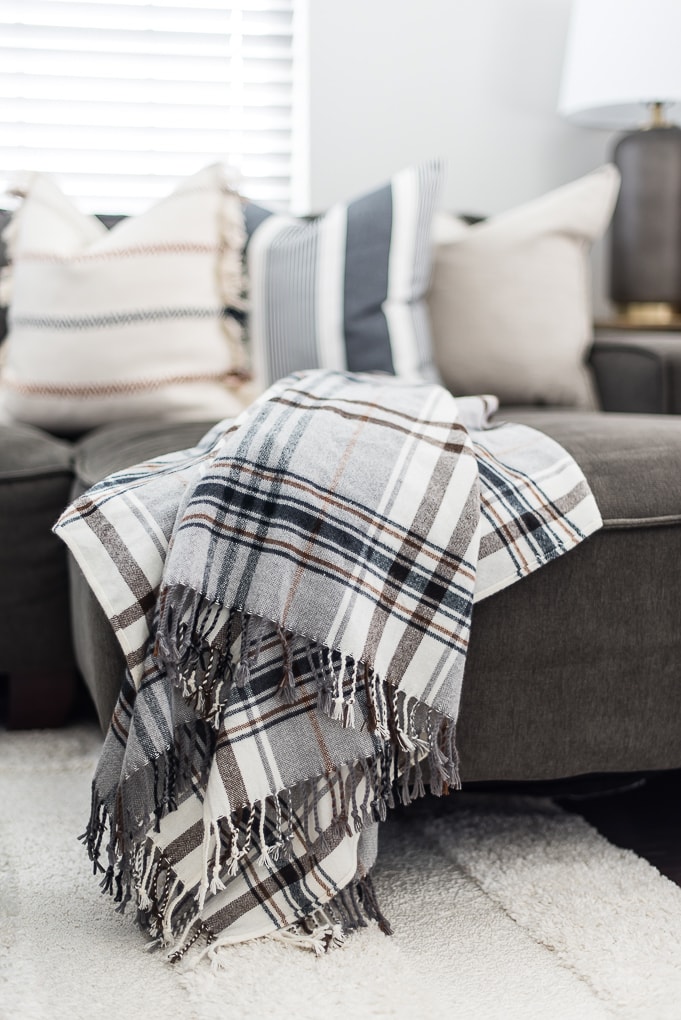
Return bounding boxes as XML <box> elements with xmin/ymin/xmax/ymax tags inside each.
<box><xmin>465</xmin><ymin>770</ymin><xmax>681</xmax><ymax>889</ymax></box>
<box><xmin>557</xmin><ymin>772</ymin><xmax>681</xmax><ymax>888</ymax></box>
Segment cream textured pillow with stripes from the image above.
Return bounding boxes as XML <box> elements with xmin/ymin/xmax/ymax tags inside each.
<box><xmin>0</xmin><ymin>165</ymin><xmax>252</xmax><ymax>433</ymax></box>
<box><xmin>244</xmin><ymin>160</ymin><xmax>444</xmax><ymax>389</ymax></box>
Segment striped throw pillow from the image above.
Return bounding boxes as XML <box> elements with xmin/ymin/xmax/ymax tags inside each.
<box><xmin>0</xmin><ymin>166</ymin><xmax>252</xmax><ymax>433</ymax></box>
<box><xmin>244</xmin><ymin>161</ymin><xmax>444</xmax><ymax>389</ymax></box>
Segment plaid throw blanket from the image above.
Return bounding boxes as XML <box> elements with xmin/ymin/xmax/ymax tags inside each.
<box><xmin>55</xmin><ymin>370</ymin><xmax>601</xmax><ymax>962</ymax></box>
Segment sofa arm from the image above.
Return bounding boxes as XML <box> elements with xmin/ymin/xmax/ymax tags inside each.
<box><xmin>588</xmin><ymin>330</ymin><xmax>681</xmax><ymax>414</ymax></box>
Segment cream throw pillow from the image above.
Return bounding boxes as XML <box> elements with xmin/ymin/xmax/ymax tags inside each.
<box><xmin>427</xmin><ymin>165</ymin><xmax>620</xmax><ymax>407</ymax></box>
<box><xmin>0</xmin><ymin>165</ymin><xmax>252</xmax><ymax>432</ymax></box>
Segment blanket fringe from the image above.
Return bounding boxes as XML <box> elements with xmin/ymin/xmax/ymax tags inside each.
<box><xmin>79</xmin><ymin>687</ymin><xmax>217</xmax><ymax>937</ymax></box>
<box><xmin>180</xmin><ymin>722</ymin><xmax>457</xmax><ymax>923</ymax></box>
<box><xmin>82</xmin><ymin>798</ymin><xmax>392</xmax><ymax>966</ymax></box>
<box><xmin>181</xmin><ymin>874</ymin><xmax>391</xmax><ymax>968</ymax></box>
<box><xmin>84</xmin><ymin>590</ymin><xmax>460</xmax><ymax>963</ymax></box>
<box><xmin>151</xmin><ymin>594</ymin><xmax>461</xmax><ymax>902</ymax></box>
<box><xmin>265</xmin><ymin>873</ymin><xmax>391</xmax><ymax>955</ymax></box>
<box><xmin>83</xmin><ymin>744</ymin><xmax>401</xmax><ymax>962</ymax></box>
<box><xmin>81</xmin><ymin>793</ymin><xmax>222</xmax><ymax>965</ymax></box>
<box><xmin>154</xmin><ymin>590</ymin><xmax>461</xmax><ymax>798</ymax></box>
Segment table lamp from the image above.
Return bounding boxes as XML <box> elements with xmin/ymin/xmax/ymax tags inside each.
<box><xmin>558</xmin><ymin>0</ymin><xmax>681</xmax><ymax>326</ymax></box>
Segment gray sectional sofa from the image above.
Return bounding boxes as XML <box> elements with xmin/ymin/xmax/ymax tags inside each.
<box><xmin>3</xmin><ymin>348</ymin><xmax>681</xmax><ymax>785</ymax></box>
<box><xmin>2</xmin><ymin>168</ymin><xmax>681</xmax><ymax>782</ymax></box>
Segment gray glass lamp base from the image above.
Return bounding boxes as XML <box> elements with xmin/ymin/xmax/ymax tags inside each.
<box><xmin>610</xmin><ymin>125</ymin><xmax>681</xmax><ymax>323</ymax></box>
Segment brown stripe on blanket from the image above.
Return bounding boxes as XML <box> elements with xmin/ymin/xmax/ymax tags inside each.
<box><xmin>275</xmin><ymin>382</ymin><xmax>473</xmax><ymax>430</ymax></box>
<box><xmin>79</xmin><ymin>499</ymin><xmax>158</xmax><ymax>603</ymax></box>
<box><xmin>270</xmin><ymin>394</ymin><xmax>470</xmax><ymax>455</ymax></box>
<box><xmin>162</xmin><ymin>819</ymin><xmax>205</xmax><ymax>866</ymax></box>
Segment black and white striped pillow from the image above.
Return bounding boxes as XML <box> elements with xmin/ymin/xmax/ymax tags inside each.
<box><xmin>244</xmin><ymin>161</ymin><xmax>444</xmax><ymax>388</ymax></box>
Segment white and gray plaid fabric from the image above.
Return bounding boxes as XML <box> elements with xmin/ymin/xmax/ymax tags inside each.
<box><xmin>55</xmin><ymin>370</ymin><xmax>601</xmax><ymax>961</ymax></box>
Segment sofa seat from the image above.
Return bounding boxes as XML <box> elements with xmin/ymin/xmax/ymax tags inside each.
<box><xmin>68</xmin><ymin>410</ymin><xmax>681</xmax><ymax>782</ymax></box>
<box><xmin>0</xmin><ymin>423</ymin><xmax>77</xmax><ymax>726</ymax></box>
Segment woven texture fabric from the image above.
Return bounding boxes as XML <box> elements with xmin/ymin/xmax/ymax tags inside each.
<box><xmin>427</xmin><ymin>165</ymin><xmax>620</xmax><ymax>408</ymax></box>
<box><xmin>245</xmin><ymin>162</ymin><xmax>443</xmax><ymax>389</ymax></box>
<box><xmin>0</xmin><ymin>166</ymin><xmax>253</xmax><ymax>432</ymax></box>
<box><xmin>55</xmin><ymin>371</ymin><xmax>602</xmax><ymax>960</ymax></box>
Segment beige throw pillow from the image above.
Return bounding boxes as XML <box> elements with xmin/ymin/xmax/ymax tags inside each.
<box><xmin>427</xmin><ymin>165</ymin><xmax>620</xmax><ymax>407</ymax></box>
<box><xmin>0</xmin><ymin>165</ymin><xmax>252</xmax><ymax>432</ymax></box>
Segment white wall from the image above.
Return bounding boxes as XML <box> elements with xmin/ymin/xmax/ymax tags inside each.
<box><xmin>297</xmin><ymin>0</ymin><xmax>618</xmax><ymax>314</ymax></box>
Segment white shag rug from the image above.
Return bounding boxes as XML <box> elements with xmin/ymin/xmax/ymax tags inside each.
<box><xmin>2</xmin><ymin>725</ymin><xmax>681</xmax><ymax>1020</ymax></box>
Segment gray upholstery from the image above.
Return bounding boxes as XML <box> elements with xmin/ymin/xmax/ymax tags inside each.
<box><xmin>590</xmin><ymin>332</ymin><xmax>681</xmax><ymax>415</ymax></box>
<box><xmin>68</xmin><ymin>410</ymin><xmax>681</xmax><ymax>780</ymax></box>
<box><xmin>460</xmin><ymin>524</ymin><xmax>681</xmax><ymax>780</ymax></box>
<box><xmin>72</xmin><ymin>418</ymin><xmax>219</xmax><ymax>489</ymax></box>
<box><xmin>0</xmin><ymin>423</ymin><xmax>77</xmax><ymax>725</ymax></box>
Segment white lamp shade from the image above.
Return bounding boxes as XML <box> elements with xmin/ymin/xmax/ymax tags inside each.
<box><xmin>558</xmin><ymin>0</ymin><xmax>681</xmax><ymax>128</ymax></box>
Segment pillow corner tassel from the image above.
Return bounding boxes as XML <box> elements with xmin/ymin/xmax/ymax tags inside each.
<box><xmin>218</xmin><ymin>183</ymin><xmax>250</xmax><ymax>379</ymax></box>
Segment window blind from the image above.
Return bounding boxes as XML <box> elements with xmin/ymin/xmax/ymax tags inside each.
<box><xmin>0</xmin><ymin>0</ymin><xmax>295</xmax><ymax>213</ymax></box>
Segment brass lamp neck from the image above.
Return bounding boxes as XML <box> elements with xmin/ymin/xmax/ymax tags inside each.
<box><xmin>648</xmin><ymin>101</ymin><xmax>671</xmax><ymax>128</ymax></box>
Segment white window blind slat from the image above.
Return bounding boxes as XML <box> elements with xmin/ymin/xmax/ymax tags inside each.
<box><xmin>2</xmin><ymin>126</ymin><xmax>291</xmax><ymax>153</ymax></box>
<box><xmin>1</xmin><ymin>1</ymin><xmax>294</xmax><ymax>34</ymax></box>
<box><xmin>0</xmin><ymin>80</ymin><xmax>293</xmax><ymax>108</ymax></box>
<box><xmin>2</xmin><ymin>28</ymin><xmax>293</xmax><ymax>60</ymax></box>
<box><xmin>0</xmin><ymin>51</ymin><xmax>293</xmax><ymax>85</ymax></box>
<box><xmin>0</xmin><ymin>0</ymin><xmax>296</xmax><ymax>213</ymax></box>
<box><xmin>0</xmin><ymin>100</ymin><xmax>292</xmax><ymax>131</ymax></box>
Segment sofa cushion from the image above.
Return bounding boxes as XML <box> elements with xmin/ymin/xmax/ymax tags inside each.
<box><xmin>73</xmin><ymin>418</ymin><xmax>219</xmax><ymax>492</ymax></box>
<box><xmin>0</xmin><ymin>420</ymin><xmax>72</xmax><ymax>475</ymax></box>
<box><xmin>427</xmin><ymin>165</ymin><xmax>620</xmax><ymax>408</ymax></box>
<box><xmin>244</xmin><ymin>161</ymin><xmax>444</xmax><ymax>389</ymax></box>
<box><xmin>500</xmin><ymin>408</ymin><xmax>681</xmax><ymax>526</ymax></box>
<box><xmin>0</xmin><ymin>166</ymin><xmax>252</xmax><ymax>434</ymax></box>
